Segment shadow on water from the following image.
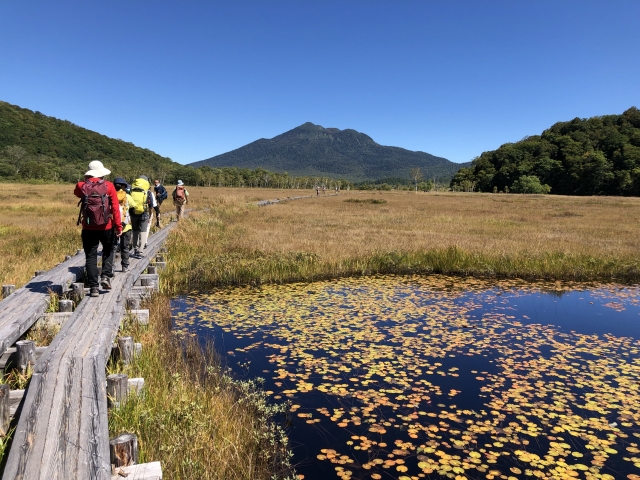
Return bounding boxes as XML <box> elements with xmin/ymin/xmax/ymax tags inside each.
<box><xmin>172</xmin><ymin>276</ymin><xmax>640</xmax><ymax>480</ymax></box>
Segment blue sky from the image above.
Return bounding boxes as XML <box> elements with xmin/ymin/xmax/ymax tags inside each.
<box><xmin>1</xmin><ymin>1</ymin><xmax>638</xmax><ymax>165</ymax></box>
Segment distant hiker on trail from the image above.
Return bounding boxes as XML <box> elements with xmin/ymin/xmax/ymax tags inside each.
<box><xmin>74</xmin><ymin>160</ymin><xmax>122</xmax><ymax>297</ymax></box>
<box><xmin>335</xmin><ymin>185</ymin><xmax>339</xmax><ymax>194</ymax></box>
<box><xmin>322</xmin><ymin>185</ymin><xmax>326</xmax><ymax>195</ymax></box>
<box><xmin>172</xmin><ymin>180</ymin><xmax>189</xmax><ymax>221</ymax></box>
<box><xmin>153</xmin><ymin>179</ymin><xmax>168</xmax><ymax>228</ymax></box>
<box><xmin>113</xmin><ymin>177</ymin><xmax>137</xmax><ymax>273</ymax></box>
<box><xmin>144</xmin><ymin>187</ymin><xmax>157</xmax><ymax>245</ymax></box>
<box><xmin>130</xmin><ymin>175</ymin><xmax>152</xmax><ymax>258</ymax></box>
<box><xmin>316</xmin><ymin>186</ymin><xmax>320</xmax><ymax>196</ymax></box>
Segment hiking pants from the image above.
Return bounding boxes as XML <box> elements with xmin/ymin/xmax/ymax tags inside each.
<box><xmin>119</xmin><ymin>230</ymin><xmax>132</xmax><ymax>269</ymax></box>
<box><xmin>175</xmin><ymin>204</ymin><xmax>185</xmax><ymax>220</ymax></box>
<box><xmin>131</xmin><ymin>213</ymin><xmax>149</xmax><ymax>252</ymax></box>
<box><xmin>153</xmin><ymin>205</ymin><xmax>161</xmax><ymax>225</ymax></box>
<box><xmin>82</xmin><ymin>228</ymin><xmax>115</xmax><ymax>289</ymax></box>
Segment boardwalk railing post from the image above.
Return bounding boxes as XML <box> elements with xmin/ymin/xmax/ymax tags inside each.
<box><xmin>155</xmin><ymin>261</ymin><xmax>167</xmax><ymax>270</ymax></box>
<box><xmin>15</xmin><ymin>340</ymin><xmax>35</xmax><ymax>373</ymax></box>
<box><xmin>110</xmin><ymin>433</ymin><xmax>138</xmax><ymax>469</ymax></box>
<box><xmin>72</xmin><ymin>282</ymin><xmax>85</xmax><ymax>302</ymax></box>
<box><xmin>0</xmin><ymin>384</ymin><xmax>9</xmax><ymax>435</ymax></box>
<box><xmin>118</xmin><ymin>337</ymin><xmax>134</xmax><ymax>365</ymax></box>
<box><xmin>107</xmin><ymin>373</ymin><xmax>129</xmax><ymax>408</ymax></box>
<box><xmin>58</xmin><ymin>299</ymin><xmax>73</xmax><ymax>313</ymax></box>
<box><xmin>34</xmin><ymin>270</ymin><xmax>46</xmax><ymax>277</ymax></box>
<box><xmin>126</xmin><ymin>297</ymin><xmax>141</xmax><ymax>310</ymax></box>
<box><xmin>1</xmin><ymin>285</ymin><xmax>15</xmax><ymax>299</ymax></box>
<box><xmin>147</xmin><ymin>265</ymin><xmax>157</xmax><ymax>274</ymax></box>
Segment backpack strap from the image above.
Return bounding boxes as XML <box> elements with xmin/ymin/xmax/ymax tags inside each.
<box><xmin>77</xmin><ymin>198</ymin><xmax>83</xmax><ymax>226</ymax></box>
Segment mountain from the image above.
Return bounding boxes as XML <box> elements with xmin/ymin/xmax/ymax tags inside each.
<box><xmin>190</xmin><ymin>122</ymin><xmax>465</xmax><ymax>181</ymax></box>
<box><xmin>450</xmin><ymin>107</ymin><xmax>640</xmax><ymax>195</ymax></box>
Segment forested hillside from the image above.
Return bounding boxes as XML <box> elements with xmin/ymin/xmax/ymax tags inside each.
<box><xmin>191</xmin><ymin>122</ymin><xmax>465</xmax><ymax>182</ymax></box>
<box><xmin>0</xmin><ymin>101</ymin><xmax>181</xmax><ymax>182</ymax></box>
<box><xmin>451</xmin><ymin>107</ymin><xmax>640</xmax><ymax>195</ymax></box>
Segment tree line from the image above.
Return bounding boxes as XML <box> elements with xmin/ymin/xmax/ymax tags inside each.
<box><xmin>0</xmin><ymin>146</ymin><xmax>352</xmax><ymax>189</ymax></box>
<box><xmin>451</xmin><ymin>107</ymin><xmax>640</xmax><ymax>195</ymax></box>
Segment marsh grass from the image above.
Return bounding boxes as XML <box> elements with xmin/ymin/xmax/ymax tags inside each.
<box><xmin>108</xmin><ymin>295</ymin><xmax>294</xmax><ymax>480</ymax></box>
<box><xmin>164</xmin><ymin>190</ymin><xmax>640</xmax><ymax>291</ymax></box>
<box><xmin>0</xmin><ymin>184</ymin><xmax>80</xmax><ymax>288</ymax></box>
<box><xmin>0</xmin><ymin>184</ymin><xmax>295</xmax><ymax>288</ymax></box>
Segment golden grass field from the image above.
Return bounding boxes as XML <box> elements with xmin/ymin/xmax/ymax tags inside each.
<box><xmin>166</xmin><ymin>187</ymin><xmax>640</xmax><ymax>291</ymax></box>
<box><xmin>230</xmin><ymin>190</ymin><xmax>640</xmax><ymax>264</ymax></box>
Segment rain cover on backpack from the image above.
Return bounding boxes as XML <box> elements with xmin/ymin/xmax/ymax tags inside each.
<box><xmin>130</xmin><ymin>177</ymin><xmax>150</xmax><ymax>215</ymax></box>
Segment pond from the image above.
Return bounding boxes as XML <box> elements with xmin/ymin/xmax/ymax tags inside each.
<box><xmin>172</xmin><ymin>275</ymin><xmax>640</xmax><ymax>480</ymax></box>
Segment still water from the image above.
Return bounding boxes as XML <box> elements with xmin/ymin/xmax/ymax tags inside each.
<box><xmin>172</xmin><ymin>276</ymin><xmax>640</xmax><ymax>480</ymax></box>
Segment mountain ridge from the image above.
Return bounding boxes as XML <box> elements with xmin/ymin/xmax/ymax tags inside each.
<box><xmin>190</xmin><ymin>122</ymin><xmax>467</xmax><ymax>181</ymax></box>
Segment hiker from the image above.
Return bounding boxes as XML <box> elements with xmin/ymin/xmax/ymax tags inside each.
<box><xmin>316</xmin><ymin>186</ymin><xmax>320</xmax><ymax>196</ymax></box>
<box><xmin>153</xmin><ymin>179</ymin><xmax>168</xmax><ymax>228</ymax></box>
<box><xmin>322</xmin><ymin>185</ymin><xmax>326</xmax><ymax>195</ymax></box>
<box><xmin>129</xmin><ymin>175</ymin><xmax>152</xmax><ymax>258</ymax></box>
<box><xmin>144</xmin><ymin>187</ymin><xmax>158</xmax><ymax>244</ymax></box>
<box><xmin>172</xmin><ymin>180</ymin><xmax>189</xmax><ymax>220</ymax></box>
<box><xmin>113</xmin><ymin>178</ymin><xmax>137</xmax><ymax>273</ymax></box>
<box><xmin>74</xmin><ymin>160</ymin><xmax>122</xmax><ymax>297</ymax></box>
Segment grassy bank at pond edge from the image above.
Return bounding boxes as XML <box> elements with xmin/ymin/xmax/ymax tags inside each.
<box><xmin>107</xmin><ymin>296</ymin><xmax>295</xmax><ymax>480</ymax></box>
<box><xmin>163</xmin><ymin>208</ymin><xmax>640</xmax><ymax>293</ymax></box>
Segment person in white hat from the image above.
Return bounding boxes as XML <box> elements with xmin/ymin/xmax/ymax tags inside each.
<box><xmin>74</xmin><ymin>160</ymin><xmax>122</xmax><ymax>297</ymax></box>
<box><xmin>172</xmin><ymin>180</ymin><xmax>189</xmax><ymax>221</ymax></box>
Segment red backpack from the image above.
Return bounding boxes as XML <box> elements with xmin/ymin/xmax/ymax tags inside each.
<box><xmin>174</xmin><ymin>186</ymin><xmax>186</xmax><ymax>205</ymax></box>
<box><xmin>77</xmin><ymin>180</ymin><xmax>111</xmax><ymax>226</ymax></box>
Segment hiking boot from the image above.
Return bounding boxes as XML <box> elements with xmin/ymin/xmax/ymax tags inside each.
<box><xmin>121</xmin><ymin>265</ymin><xmax>128</xmax><ymax>273</ymax></box>
<box><xmin>90</xmin><ymin>287</ymin><xmax>99</xmax><ymax>297</ymax></box>
<box><xmin>133</xmin><ymin>250</ymin><xmax>141</xmax><ymax>258</ymax></box>
<box><xmin>156</xmin><ymin>223</ymin><xmax>160</xmax><ymax>228</ymax></box>
<box><xmin>100</xmin><ymin>276</ymin><xmax>112</xmax><ymax>290</ymax></box>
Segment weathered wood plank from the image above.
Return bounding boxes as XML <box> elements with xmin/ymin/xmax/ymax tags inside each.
<box><xmin>110</xmin><ymin>461</ymin><xmax>162</xmax><ymax>480</ymax></box>
<box><xmin>0</xmin><ymin>252</ymin><xmax>86</xmax><ymax>355</ymax></box>
<box><xmin>3</xmin><ymin>224</ymin><xmax>174</xmax><ymax>480</ymax></box>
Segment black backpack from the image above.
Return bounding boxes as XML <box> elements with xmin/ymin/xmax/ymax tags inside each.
<box><xmin>155</xmin><ymin>184</ymin><xmax>168</xmax><ymax>201</ymax></box>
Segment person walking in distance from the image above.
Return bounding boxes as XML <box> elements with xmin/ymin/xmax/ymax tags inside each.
<box><xmin>130</xmin><ymin>175</ymin><xmax>152</xmax><ymax>258</ymax></box>
<box><xmin>316</xmin><ymin>186</ymin><xmax>320</xmax><ymax>197</ymax></box>
<box><xmin>172</xmin><ymin>180</ymin><xmax>189</xmax><ymax>220</ymax></box>
<box><xmin>153</xmin><ymin>179</ymin><xmax>167</xmax><ymax>228</ymax></box>
<box><xmin>74</xmin><ymin>161</ymin><xmax>122</xmax><ymax>297</ymax></box>
<box><xmin>143</xmin><ymin>186</ymin><xmax>157</xmax><ymax>248</ymax></box>
<box><xmin>113</xmin><ymin>178</ymin><xmax>137</xmax><ymax>273</ymax></box>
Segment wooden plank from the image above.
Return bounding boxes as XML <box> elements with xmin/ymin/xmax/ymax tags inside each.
<box><xmin>0</xmin><ymin>252</ymin><xmax>85</xmax><ymax>355</ymax></box>
<box><xmin>3</xmin><ymin>224</ymin><xmax>175</xmax><ymax>480</ymax></box>
<box><xmin>111</xmin><ymin>462</ymin><xmax>162</xmax><ymax>480</ymax></box>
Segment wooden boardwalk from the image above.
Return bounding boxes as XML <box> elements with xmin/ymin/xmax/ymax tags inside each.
<box><xmin>0</xmin><ymin>252</ymin><xmax>85</xmax><ymax>354</ymax></box>
<box><xmin>0</xmin><ymin>224</ymin><xmax>174</xmax><ymax>480</ymax></box>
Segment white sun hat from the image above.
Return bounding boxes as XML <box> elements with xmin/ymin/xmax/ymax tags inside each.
<box><xmin>85</xmin><ymin>160</ymin><xmax>111</xmax><ymax>177</ymax></box>
<box><xmin>177</xmin><ymin>180</ymin><xmax>184</xmax><ymax>186</ymax></box>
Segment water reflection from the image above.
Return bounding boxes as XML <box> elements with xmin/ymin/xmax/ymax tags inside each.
<box><xmin>172</xmin><ymin>276</ymin><xmax>640</xmax><ymax>480</ymax></box>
